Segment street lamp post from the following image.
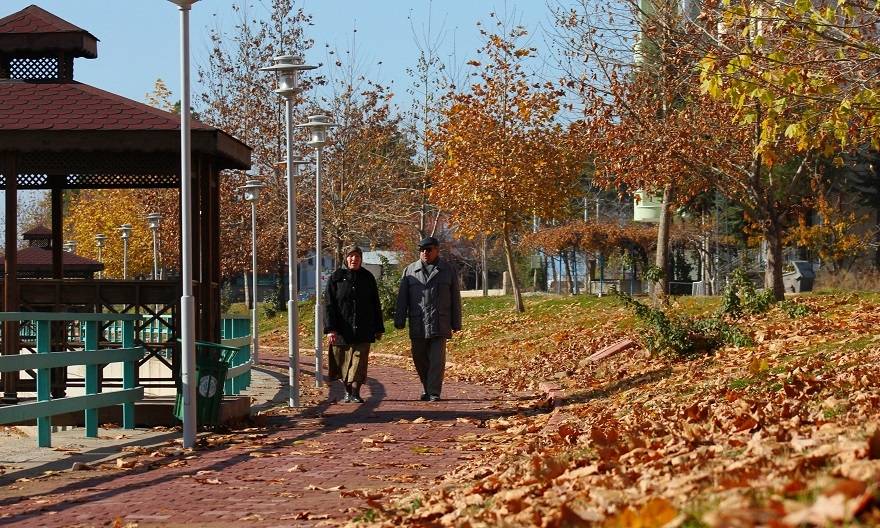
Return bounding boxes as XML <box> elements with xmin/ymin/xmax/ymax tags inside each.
<box><xmin>118</xmin><ymin>224</ymin><xmax>132</xmax><ymax>279</ymax></box>
<box><xmin>146</xmin><ymin>213</ymin><xmax>162</xmax><ymax>280</ymax></box>
<box><xmin>63</xmin><ymin>240</ymin><xmax>76</xmax><ymax>253</ymax></box>
<box><xmin>297</xmin><ymin>114</ymin><xmax>337</xmax><ymax>389</ymax></box>
<box><xmin>260</xmin><ymin>54</ymin><xmax>316</xmax><ymax>407</ymax></box>
<box><xmin>94</xmin><ymin>233</ymin><xmax>107</xmax><ymax>279</ymax></box>
<box><xmin>168</xmin><ymin>0</ymin><xmax>199</xmax><ymax>448</ymax></box>
<box><xmin>239</xmin><ymin>179</ymin><xmax>265</xmax><ymax>365</ymax></box>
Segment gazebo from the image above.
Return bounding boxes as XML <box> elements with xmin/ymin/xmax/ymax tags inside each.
<box><xmin>0</xmin><ymin>225</ymin><xmax>104</xmax><ymax>279</ymax></box>
<box><xmin>0</xmin><ymin>5</ymin><xmax>251</xmax><ymax>401</ymax></box>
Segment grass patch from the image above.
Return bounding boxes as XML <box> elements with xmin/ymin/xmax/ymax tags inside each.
<box><xmin>728</xmin><ymin>378</ymin><xmax>753</xmax><ymax>390</ymax></box>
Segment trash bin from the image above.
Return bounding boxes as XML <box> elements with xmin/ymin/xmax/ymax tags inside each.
<box><xmin>174</xmin><ymin>344</ymin><xmax>233</xmax><ymax>427</ymax></box>
<box><xmin>782</xmin><ymin>260</ymin><xmax>815</xmax><ymax>293</ymax></box>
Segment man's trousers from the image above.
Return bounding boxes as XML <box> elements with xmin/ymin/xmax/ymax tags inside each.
<box><xmin>410</xmin><ymin>337</ymin><xmax>447</xmax><ymax>397</ymax></box>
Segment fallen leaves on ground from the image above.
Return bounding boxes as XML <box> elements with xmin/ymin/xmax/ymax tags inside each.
<box><xmin>355</xmin><ymin>293</ymin><xmax>880</xmax><ymax>527</ymax></box>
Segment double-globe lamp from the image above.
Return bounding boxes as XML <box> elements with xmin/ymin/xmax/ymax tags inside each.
<box><xmin>297</xmin><ymin>114</ymin><xmax>337</xmax><ymax>389</ymax></box>
<box><xmin>260</xmin><ymin>55</ymin><xmax>316</xmax><ymax>406</ymax></box>
<box><xmin>146</xmin><ymin>212</ymin><xmax>162</xmax><ymax>280</ymax></box>
<box><xmin>118</xmin><ymin>224</ymin><xmax>132</xmax><ymax>279</ymax></box>
<box><xmin>94</xmin><ymin>233</ymin><xmax>107</xmax><ymax>279</ymax></box>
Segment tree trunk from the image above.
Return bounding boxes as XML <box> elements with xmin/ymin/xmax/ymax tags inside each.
<box><xmin>875</xmin><ymin>208</ymin><xmax>880</xmax><ymax>270</ymax></box>
<box><xmin>653</xmin><ymin>184</ymin><xmax>673</xmax><ymax>302</ymax></box>
<box><xmin>561</xmin><ymin>251</ymin><xmax>574</xmax><ymax>294</ymax></box>
<box><xmin>501</xmin><ymin>227</ymin><xmax>524</xmax><ymax>312</ymax></box>
<box><xmin>586</xmin><ymin>254</ymin><xmax>593</xmax><ymax>295</ymax></box>
<box><xmin>764</xmin><ymin>215</ymin><xmax>786</xmax><ymax>301</ymax></box>
<box><xmin>550</xmin><ymin>254</ymin><xmax>559</xmax><ymax>293</ymax></box>
<box><xmin>571</xmin><ymin>249</ymin><xmax>580</xmax><ymax>294</ymax></box>
<box><xmin>481</xmin><ymin>234</ymin><xmax>489</xmax><ymax>297</ymax></box>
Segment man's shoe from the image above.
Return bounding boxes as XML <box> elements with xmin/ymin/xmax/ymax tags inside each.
<box><xmin>342</xmin><ymin>393</ymin><xmax>352</xmax><ymax>403</ymax></box>
<box><xmin>351</xmin><ymin>395</ymin><xmax>365</xmax><ymax>403</ymax></box>
<box><xmin>428</xmin><ymin>395</ymin><xmax>441</xmax><ymax>402</ymax></box>
<box><xmin>419</xmin><ymin>393</ymin><xmax>430</xmax><ymax>401</ymax></box>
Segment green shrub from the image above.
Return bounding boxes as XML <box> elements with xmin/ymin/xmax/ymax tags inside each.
<box><xmin>721</xmin><ymin>268</ymin><xmax>776</xmax><ymax>317</ymax></box>
<box><xmin>643</xmin><ymin>265</ymin><xmax>664</xmax><ymax>284</ymax></box>
<box><xmin>376</xmin><ymin>255</ymin><xmax>401</xmax><ymax>320</ymax></box>
<box><xmin>779</xmin><ymin>299</ymin><xmax>811</xmax><ymax>318</ymax></box>
<box><xmin>263</xmin><ymin>287</ymin><xmax>285</xmax><ymax>319</ymax></box>
<box><xmin>220</xmin><ymin>281</ymin><xmax>235</xmax><ymax>314</ymax></box>
<box><xmin>621</xmin><ymin>294</ymin><xmax>752</xmax><ymax>357</ymax></box>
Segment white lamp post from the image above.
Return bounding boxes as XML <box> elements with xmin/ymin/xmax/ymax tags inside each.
<box><xmin>260</xmin><ymin>54</ymin><xmax>316</xmax><ymax>407</ymax></box>
<box><xmin>118</xmin><ymin>224</ymin><xmax>132</xmax><ymax>279</ymax></box>
<box><xmin>168</xmin><ymin>0</ymin><xmax>199</xmax><ymax>448</ymax></box>
<box><xmin>146</xmin><ymin>212</ymin><xmax>162</xmax><ymax>280</ymax></box>
<box><xmin>239</xmin><ymin>179</ymin><xmax>265</xmax><ymax>365</ymax></box>
<box><xmin>95</xmin><ymin>233</ymin><xmax>107</xmax><ymax>279</ymax></box>
<box><xmin>297</xmin><ymin>114</ymin><xmax>337</xmax><ymax>388</ymax></box>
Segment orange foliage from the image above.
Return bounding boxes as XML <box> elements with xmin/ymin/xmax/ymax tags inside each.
<box><xmin>521</xmin><ymin>221</ymin><xmax>657</xmax><ymax>255</ymax></box>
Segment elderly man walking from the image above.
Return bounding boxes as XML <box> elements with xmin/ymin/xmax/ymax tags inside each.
<box><xmin>394</xmin><ymin>236</ymin><xmax>462</xmax><ymax>401</ymax></box>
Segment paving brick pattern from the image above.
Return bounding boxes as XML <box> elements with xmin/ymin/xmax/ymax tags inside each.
<box><xmin>0</xmin><ymin>347</ymin><xmax>506</xmax><ymax>527</ymax></box>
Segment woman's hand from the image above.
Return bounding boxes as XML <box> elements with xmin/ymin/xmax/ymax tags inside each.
<box><xmin>374</xmin><ymin>332</ymin><xmax>383</xmax><ymax>341</ymax></box>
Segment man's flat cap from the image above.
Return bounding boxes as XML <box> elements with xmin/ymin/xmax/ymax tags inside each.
<box><xmin>417</xmin><ymin>236</ymin><xmax>440</xmax><ymax>249</ymax></box>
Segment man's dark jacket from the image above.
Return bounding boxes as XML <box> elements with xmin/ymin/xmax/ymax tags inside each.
<box><xmin>394</xmin><ymin>257</ymin><xmax>462</xmax><ymax>339</ymax></box>
<box><xmin>324</xmin><ymin>267</ymin><xmax>385</xmax><ymax>345</ymax></box>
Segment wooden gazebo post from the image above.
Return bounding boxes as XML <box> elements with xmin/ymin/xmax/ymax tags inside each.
<box><xmin>2</xmin><ymin>152</ymin><xmax>17</xmax><ymax>402</ymax></box>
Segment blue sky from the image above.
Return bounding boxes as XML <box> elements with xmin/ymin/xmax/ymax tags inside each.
<box><xmin>3</xmin><ymin>1</ymin><xmax>555</xmax><ymax>109</ymax></box>
<box><xmin>1</xmin><ymin>1</ymin><xmax>558</xmax><ymax>228</ymax></box>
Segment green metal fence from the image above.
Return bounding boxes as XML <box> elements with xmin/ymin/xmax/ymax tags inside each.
<box><xmin>0</xmin><ymin>312</ymin><xmax>145</xmax><ymax>447</ymax></box>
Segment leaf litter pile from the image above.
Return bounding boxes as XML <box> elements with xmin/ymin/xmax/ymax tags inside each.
<box><xmin>359</xmin><ymin>292</ymin><xmax>880</xmax><ymax>527</ymax></box>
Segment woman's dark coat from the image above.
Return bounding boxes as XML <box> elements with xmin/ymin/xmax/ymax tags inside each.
<box><xmin>324</xmin><ymin>266</ymin><xmax>385</xmax><ymax>345</ymax></box>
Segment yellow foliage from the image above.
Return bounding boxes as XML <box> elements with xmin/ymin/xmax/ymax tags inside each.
<box><xmin>64</xmin><ymin>189</ymin><xmax>161</xmax><ymax>278</ymax></box>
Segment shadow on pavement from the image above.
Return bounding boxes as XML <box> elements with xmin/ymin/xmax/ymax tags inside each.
<box><xmin>0</xmin><ymin>358</ymin><xmax>512</xmax><ymax>524</ymax></box>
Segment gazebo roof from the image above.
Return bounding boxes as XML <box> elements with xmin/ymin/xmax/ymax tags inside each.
<box><xmin>0</xmin><ymin>80</ymin><xmax>250</xmax><ymax>178</ymax></box>
<box><xmin>0</xmin><ymin>247</ymin><xmax>103</xmax><ymax>272</ymax></box>
<box><xmin>22</xmin><ymin>224</ymin><xmax>52</xmax><ymax>238</ymax></box>
<box><xmin>0</xmin><ymin>5</ymin><xmax>98</xmax><ymax>58</ymax></box>
<box><xmin>0</xmin><ymin>4</ymin><xmax>251</xmax><ymax>188</ymax></box>
<box><xmin>0</xmin><ymin>82</ymin><xmax>218</xmax><ymax>131</ymax></box>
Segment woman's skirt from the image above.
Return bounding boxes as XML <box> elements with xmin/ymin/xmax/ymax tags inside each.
<box><xmin>328</xmin><ymin>342</ymin><xmax>371</xmax><ymax>384</ymax></box>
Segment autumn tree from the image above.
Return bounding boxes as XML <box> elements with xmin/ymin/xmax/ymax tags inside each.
<box><xmin>431</xmin><ymin>15</ymin><xmax>582</xmax><ymax>312</ymax></box>
<box><xmin>65</xmin><ymin>190</ymin><xmax>154</xmax><ymax>278</ymax></box>
<box><xmin>556</xmin><ymin>0</ymin><xmax>840</xmax><ymax>300</ymax></box>
<box><xmin>691</xmin><ymin>0</ymin><xmax>880</xmax><ymax>298</ymax></box>
<box><xmin>311</xmin><ymin>35</ymin><xmax>413</xmax><ymax>265</ymax></box>
<box><xmin>553</xmin><ymin>0</ymin><xmax>711</xmax><ymax>299</ymax></box>
<box><xmin>198</xmin><ymin>0</ymin><xmax>316</xmax><ymax>298</ymax></box>
<box><xmin>401</xmin><ymin>4</ymin><xmax>449</xmax><ymax>241</ymax></box>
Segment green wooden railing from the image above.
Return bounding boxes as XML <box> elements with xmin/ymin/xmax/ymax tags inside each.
<box><xmin>0</xmin><ymin>312</ymin><xmax>145</xmax><ymax>447</ymax></box>
<box><xmin>219</xmin><ymin>315</ymin><xmax>251</xmax><ymax>395</ymax></box>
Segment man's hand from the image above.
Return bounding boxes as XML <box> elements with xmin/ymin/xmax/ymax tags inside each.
<box><xmin>327</xmin><ymin>332</ymin><xmax>338</xmax><ymax>345</ymax></box>
<box><xmin>374</xmin><ymin>332</ymin><xmax>384</xmax><ymax>341</ymax></box>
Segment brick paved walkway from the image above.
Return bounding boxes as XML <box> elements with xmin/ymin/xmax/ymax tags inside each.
<box><xmin>0</xmin><ymin>347</ymin><xmax>508</xmax><ymax>527</ymax></box>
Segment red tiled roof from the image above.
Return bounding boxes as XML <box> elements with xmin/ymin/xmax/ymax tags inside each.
<box><xmin>0</xmin><ymin>246</ymin><xmax>102</xmax><ymax>270</ymax></box>
<box><xmin>0</xmin><ymin>81</ymin><xmax>214</xmax><ymax>131</ymax></box>
<box><xmin>22</xmin><ymin>225</ymin><xmax>51</xmax><ymax>237</ymax></box>
<box><xmin>0</xmin><ymin>5</ymin><xmax>91</xmax><ymax>35</ymax></box>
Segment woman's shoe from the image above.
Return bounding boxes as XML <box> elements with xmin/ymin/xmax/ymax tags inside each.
<box><xmin>351</xmin><ymin>395</ymin><xmax>364</xmax><ymax>403</ymax></box>
<box><xmin>342</xmin><ymin>393</ymin><xmax>352</xmax><ymax>403</ymax></box>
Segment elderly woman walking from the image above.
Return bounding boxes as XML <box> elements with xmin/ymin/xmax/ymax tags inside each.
<box><xmin>324</xmin><ymin>245</ymin><xmax>385</xmax><ymax>403</ymax></box>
